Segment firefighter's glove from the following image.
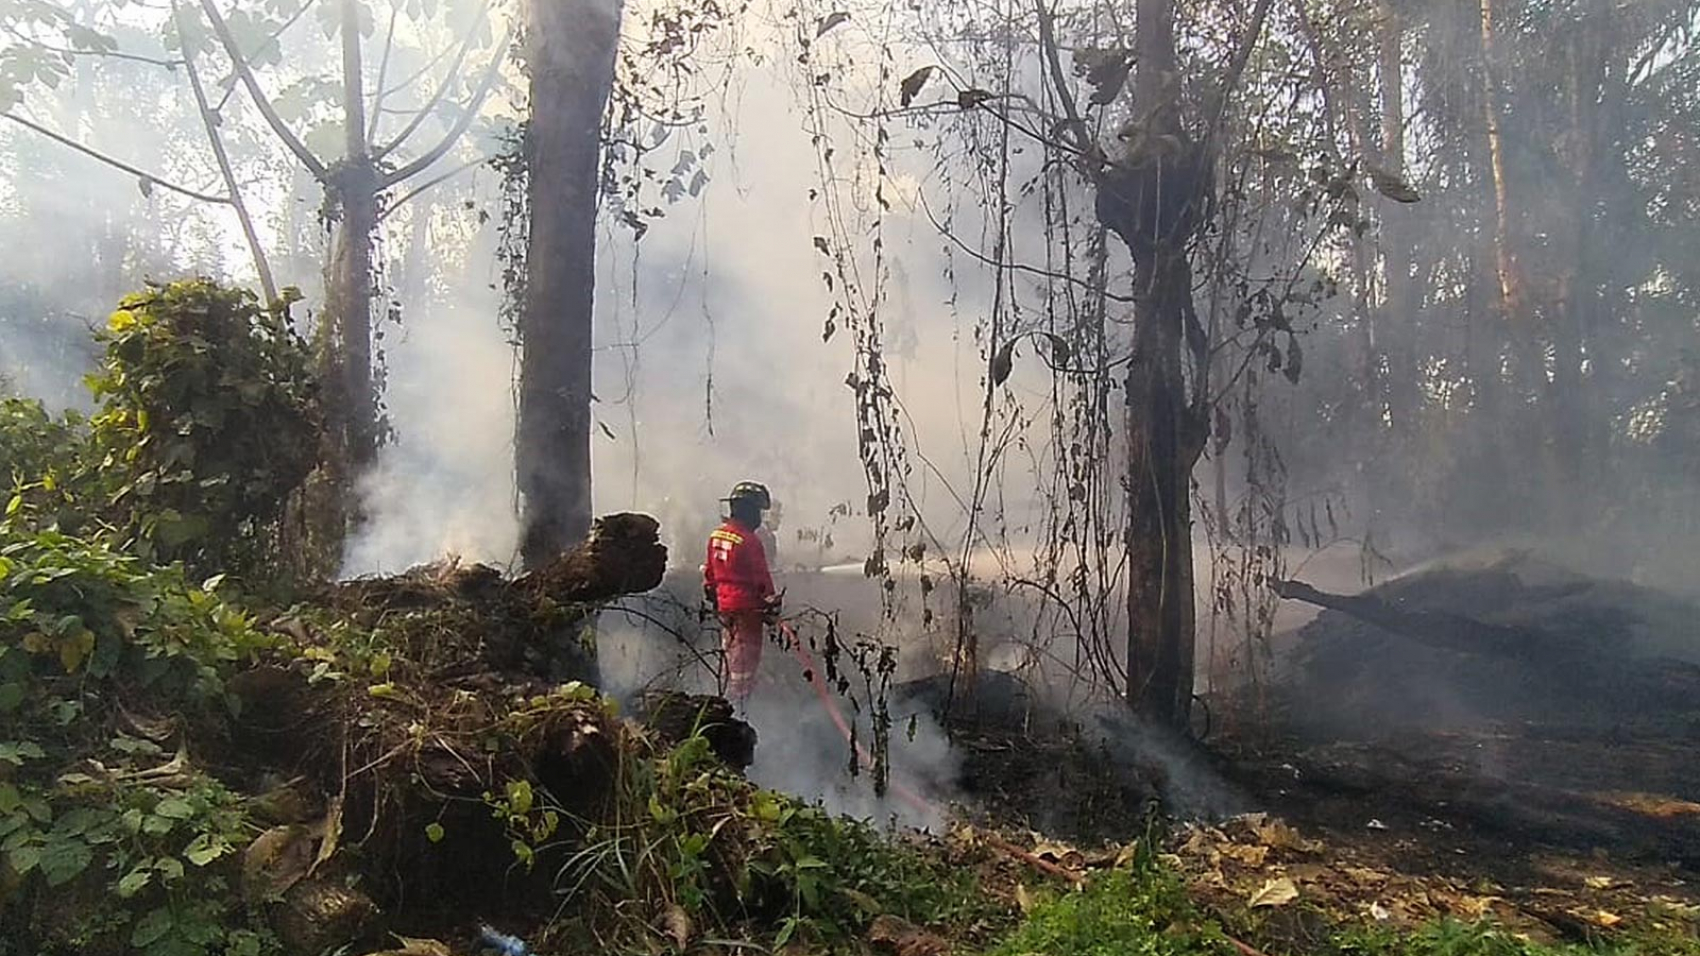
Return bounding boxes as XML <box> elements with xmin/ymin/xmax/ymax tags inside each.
<box><xmin>761</xmin><ymin>594</ymin><xmax>782</xmax><ymax>625</ymax></box>
<box><xmin>702</xmin><ymin>584</ymin><xmax>718</xmax><ymax>613</ymax></box>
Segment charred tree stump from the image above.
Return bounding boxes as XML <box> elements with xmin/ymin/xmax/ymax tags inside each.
<box><xmin>636</xmin><ymin>691</ymin><xmax>758</xmax><ymax>771</ymax></box>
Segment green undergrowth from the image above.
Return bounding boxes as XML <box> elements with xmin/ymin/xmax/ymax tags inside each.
<box><xmin>535</xmin><ymin>730</ymin><xmax>1001</xmax><ymax>951</ymax></box>
<box><xmin>990</xmin><ymin>861</ymin><xmax>1699</xmax><ymax>956</ymax></box>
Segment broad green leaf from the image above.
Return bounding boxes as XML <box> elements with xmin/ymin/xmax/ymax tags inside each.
<box><xmin>39</xmin><ymin>838</ymin><xmax>92</xmax><ymax>885</ymax></box>
<box><xmin>118</xmin><ymin>867</ymin><xmax>153</xmax><ymax>898</ymax></box>
<box><xmin>7</xmin><ymin>843</ymin><xmax>41</xmax><ymax>875</ymax></box>
<box><xmin>131</xmin><ymin>906</ymin><xmax>174</xmax><ymax>948</ymax></box>
<box><xmin>153</xmin><ymin>797</ymin><xmax>194</xmax><ymax>820</ymax></box>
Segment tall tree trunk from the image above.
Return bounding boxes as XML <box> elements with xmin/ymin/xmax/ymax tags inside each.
<box><xmin>326</xmin><ymin>0</ymin><xmax>380</xmax><ymax>470</ymax></box>
<box><xmin>517</xmin><ymin>0</ymin><xmax>622</xmax><ymax>566</ymax></box>
<box><xmin>1376</xmin><ymin>0</ymin><xmax>1416</xmax><ymax>429</ymax></box>
<box><xmin>1123</xmin><ymin>252</ymin><xmax>1201</xmax><ymax>726</ymax></box>
<box><xmin>1104</xmin><ymin>0</ymin><xmax>1208</xmax><ymax>728</ymax></box>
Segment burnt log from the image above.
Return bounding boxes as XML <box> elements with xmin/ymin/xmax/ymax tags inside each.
<box><xmin>517</xmin><ymin>512</ymin><xmax>668</xmax><ymax>604</ymax></box>
<box><xmin>1273</xmin><ymin>577</ymin><xmax>1700</xmax><ymax>708</ymax></box>
<box><xmin>1273</xmin><ymin>578</ymin><xmax>1562</xmax><ymax>661</ymax></box>
<box><xmin>635</xmin><ymin>691</ymin><xmax>757</xmax><ymax>770</ymax></box>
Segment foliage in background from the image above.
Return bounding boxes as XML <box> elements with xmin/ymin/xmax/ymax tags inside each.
<box><xmin>2</xmin><ymin>279</ymin><xmax>321</xmax><ymax>583</ymax></box>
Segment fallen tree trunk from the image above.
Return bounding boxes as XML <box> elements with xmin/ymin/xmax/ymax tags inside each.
<box><xmin>1272</xmin><ymin>578</ymin><xmax>1560</xmax><ymax>661</ymax></box>
<box><xmin>1273</xmin><ymin>577</ymin><xmax>1700</xmax><ymax>708</ymax></box>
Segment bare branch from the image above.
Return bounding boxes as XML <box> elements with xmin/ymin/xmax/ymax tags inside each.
<box><xmin>174</xmin><ymin>0</ymin><xmax>278</xmax><ymax>304</ymax></box>
<box><xmin>2</xmin><ymin>27</ymin><xmax>183</xmax><ymax>68</ymax></box>
<box><xmin>379</xmin><ymin>19</ymin><xmax>513</xmax><ymax>189</ymax></box>
<box><xmin>919</xmin><ymin>194</ymin><xmax>1136</xmax><ymax>303</ymax></box>
<box><xmin>212</xmin><ymin>0</ymin><xmax>320</xmax><ymax>113</ymax></box>
<box><xmin>1204</xmin><ymin>0</ymin><xmax>1278</xmax><ymax>147</ymax></box>
<box><xmin>199</xmin><ymin>0</ymin><xmax>328</xmax><ymax>181</ymax></box>
<box><xmin>2</xmin><ymin>112</ymin><xmax>230</xmax><ymax>205</ymax></box>
<box><xmin>378</xmin><ymin>155</ymin><xmax>490</xmax><ymax>220</ymax></box>
<box><xmin>1034</xmin><ymin>0</ymin><xmax>1096</xmax><ymax>159</ymax></box>
<box><xmin>373</xmin><ymin>0</ymin><xmax>497</xmax><ymax>162</ymax></box>
<box><xmin>367</xmin><ymin>1</ymin><xmax>401</xmax><ymax>143</ymax></box>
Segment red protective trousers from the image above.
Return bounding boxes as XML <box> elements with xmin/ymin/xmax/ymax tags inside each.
<box><xmin>719</xmin><ymin>610</ymin><xmax>764</xmax><ymax>702</ymax></box>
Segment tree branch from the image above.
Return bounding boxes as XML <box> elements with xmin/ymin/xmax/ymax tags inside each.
<box><xmin>367</xmin><ymin>1</ymin><xmax>402</xmax><ymax>143</ymax></box>
<box><xmin>212</xmin><ymin>0</ymin><xmax>320</xmax><ymax>113</ymax></box>
<box><xmin>1034</xmin><ymin>0</ymin><xmax>1096</xmax><ymax>159</ymax></box>
<box><xmin>174</xmin><ymin>0</ymin><xmax>278</xmax><ymax>304</ymax></box>
<box><xmin>379</xmin><ymin>19</ymin><xmax>513</xmax><ymax>189</ymax></box>
<box><xmin>1204</xmin><ymin>0</ymin><xmax>1278</xmax><ymax>147</ymax></box>
<box><xmin>199</xmin><ymin>0</ymin><xmax>328</xmax><ymax>181</ymax></box>
<box><xmin>919</xmin><ymin>193</ymin><xmax>1136</xmax><ymax>302</ymax></box>
<box><xmin>377</xmin><ymin>155</ymin><xmax>490</xmax><ymax>221</ymax></box>
<box><xmin>373</xmin><ymin>0</ymin><xmax>496</xmax><ymax>162</ymax></box>
<box><xmin>3</xmin><ymin>27</ymin><xmax>183</xmax><ymax>68</ymax></box>
<box><xmin>1</xmin><ymin>113</ymin><xmax>230</xmax><ymax>205</ymax></box>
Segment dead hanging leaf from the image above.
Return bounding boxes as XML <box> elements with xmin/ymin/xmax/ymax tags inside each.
<box><xmin>1249</xmin><ymin>876</ymin><xmax>1300</xmax><ymax>908</ymax></box>
<box><xmin>957</xmin><ymin>88</ymin><xmax>994</xmax><ymax>109</ymax></box>
<box><xmin>813</xmin><ymin>235</ymin><xmax>832</xmax><ymax>255</ymax></box>
<box><xmin>1284</xmin><ymin>333</ymin><xmax>1304</xmax><ymax>385</ymax></box>
<box><xmin>1043</xmin><ymin>332</ymin><xmax>1072</xmax><ymax>366</ymax></box>
<box><xmin>816</xmin><ymin>11</ymin><xmax>850</xmax><ymax>36</ymax></box>
<box><xmin>659</xmin><ymin>903</ymin><xmax>692</xmax><ymax>950</ymax></box>
<box><xmin>991</xmin><ymin>340</ymin><xmax>1016</xmax><ymax>386</ymax></box>
<box><xmin>900</xmin><ymin>66</ymin><xmax>934</xmax><ymax>106</ymax></box>
<box><xmin>1365</xmin><ymin>163</ymin><xmax>1421</xmax><ymax>203</ymax></box>
<box><xmin>308</xmin><ymin>795</ymin><xmax>342</xmax><ymax>876</ymax></box>
<box><xmin>1086</xmin><ymin>57</ymin><xmax>1131</xmax><ymax>105</ymax></box>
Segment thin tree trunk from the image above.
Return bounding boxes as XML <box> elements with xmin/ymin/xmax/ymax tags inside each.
<box><xmin>517</xmin><ymin>0</ymin><xmax>622</xmax><ymax>566</ymax></box>
<box><xmin>173</xmin><ymin>1</ymin><xmax>278</xmax><ymax>305</ymax></box>
<box><xmin>1376</xmin><ymin>0</ymin><xmax>1415</xmax><ymax>427</ymax></box>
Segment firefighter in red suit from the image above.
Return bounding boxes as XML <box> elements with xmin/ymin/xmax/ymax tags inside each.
<box><xmin>703</xmin><ymin>481</ymin><xmax>781</xmax><ymax>704</ymax></box>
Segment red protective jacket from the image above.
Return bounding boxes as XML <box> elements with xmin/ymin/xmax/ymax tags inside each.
<box><xmin>704</xmin><ymin>518</ymin><xmax>774</xmax><ymax>612</ymax></box>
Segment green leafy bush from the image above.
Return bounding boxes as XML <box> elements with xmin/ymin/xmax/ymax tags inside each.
<box><xmin>0</xmin><ymin>399</ymin><xmax>102</xmax><ymax>536</ymax></box>
<box><xmin>85</xmin><ymin>279</ymin><xmax>319</xmax><ymax>574</ymax></box>
<box><xmin>0</xmin><ymin>522</ymin><xmax>278</xmax><ymax>956</ymax></box>
<box><xmin>2</xmin><ymin>279</ymin><xmax>320</xmax><ymax>581</ymax></box>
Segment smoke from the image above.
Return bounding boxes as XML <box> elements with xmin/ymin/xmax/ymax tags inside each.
<box><xmin>597</xmin><ymin>588</ymin><xmax>958</xmax><ymax>831</ymax></box>
<box><xmin>341</xmin><ymin>284</ymin><xmax>522</xmax><ymax>576</ymax></box>
<box><xmin>1091</xmin><ymin>707</ymin><xmax>1253</xmax><ymax>823</ymax></box>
